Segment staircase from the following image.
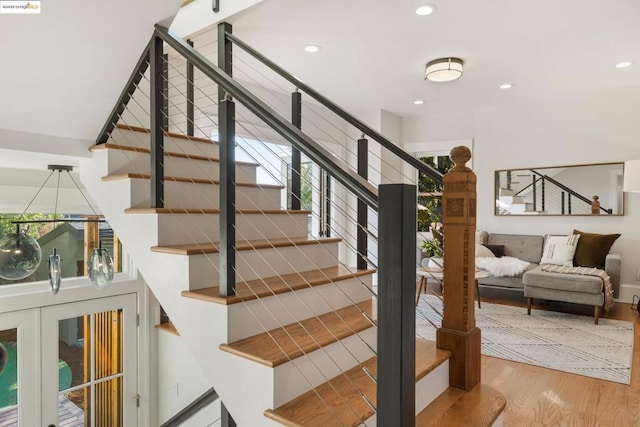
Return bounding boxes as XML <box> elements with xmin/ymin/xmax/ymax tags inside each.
<box><xmin>81</xmin><ymin>125</ymin><xmax>505</xmax><ymax>426</ymax></box>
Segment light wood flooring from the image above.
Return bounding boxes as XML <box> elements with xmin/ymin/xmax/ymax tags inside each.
<box><xmin>467</xmin><ymin>286</ymin><xmax>640</xmax><ymax>426</ymax></box>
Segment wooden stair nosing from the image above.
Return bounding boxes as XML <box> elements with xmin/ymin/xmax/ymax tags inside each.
<box><xmin>115</xmin><ymin>123</ymin><xmax>216</xmax><ymax>144</ymax></box>
<box><xmin>101</xmin><ymin>173</ymin><xmax>284</xmax><ymax>189</ymax></box>
<box><xmin>415</xmin><ymin>384</ymin><xmax>506</xmax><ymax>427</ymax></box>
<box><xmin>89</xmin><ymin>143</ymin><xmax>257</xmax><ymax>166</ymax></box>
<box><xmin>150</xmin><ymin>237</ymin><xmax>342</xmax><ymax>255</ymax></box>
<box><xmin>155</xmin><ymin>321</ymin><xmax>179</xmax><ymax>336</ymax></box>
<box><xmin>181</xmin><ymin>266</ymin><xmax>376</xmax><ymax>305</ymax></box>
<box><xmin>219</xmin><ymin>300</ymin><xmax>374</xmax><ymax>368</ymax></box>
<box><xmin>124</xmin><ymin>207</ymin><xmax>312</xmax><ymax>215</ymax></box>
<box><xmin>263</xmin><ymin>339</ymin><xmax>450</xmax><ymax>427</ymax></box>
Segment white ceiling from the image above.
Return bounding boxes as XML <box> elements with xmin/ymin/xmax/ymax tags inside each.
<box><xmin>228</xmin><ymin>0</ymin><xmax>640</xmax><ymax>119</ymax></box>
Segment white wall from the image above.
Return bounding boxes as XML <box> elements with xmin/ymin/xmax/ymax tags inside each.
<box><xmin>403</xmin><ymin>86</ymin><xmax>640</xmax><ymax>300</ymax></box>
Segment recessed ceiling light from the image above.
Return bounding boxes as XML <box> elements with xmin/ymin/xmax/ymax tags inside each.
<box><xmin>304</xmin><ymin>44</ymin><xmax>321</xmax><ymax>53</ymax></box>
<box><xmin>616</xmin><ymin>61</ymin><xmax>632</xmax><ymax>68</ymax></box>
<box><xmin>416</xmin><ymin>5</ymin><xmax>437</xmax><ymax>16</ymax></box>
<box><xmin>499</xmin><ymin>83</ymin><xmax>513</xmax><ymax>90</ymax></box>
<box><xmin>414</xmin><ymin>100</ymin><xmax>424</xmax><ymax>105</ymax></box>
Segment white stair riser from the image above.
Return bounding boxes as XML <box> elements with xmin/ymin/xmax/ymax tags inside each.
<box><xmin>363</xmin><ymin>358</ymin><xmax>450</xmax><ymax>426</ymax></box>
<box><xmin>109</xmin><ymin>128</ymin><xmax>220</xmax><ymax>157</ymax></box>
<box><xmin>228</xmin><ymin>277</ymin><xmax>373</xmax><ymax>341</ymax></box>
<box><xmin>102</xmin><ymin>149</ymin><xmax>257</xmax><ymax>183</ymax></box>
<box><xmin>274</xmin><ymin>327</ymin><xmax>377</xmax><ymax>406</ymax></box>
<box><xmin>152</xmin><ymin>241</ymin><xmax>340</xmax><ymax>289</ymax></box>
<box><xmin>125</xmin><ymin>178</ymin><xmax>282</xmax><ymax>210</ymax></box>
<box><xmin>153</xmin><ymin>212</ymin><xmax>310</xmax><ymax>245</ymax></box>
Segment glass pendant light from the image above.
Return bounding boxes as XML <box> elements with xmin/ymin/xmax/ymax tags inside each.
<box><xmin>0</xmin><ymin>228</ymin><xmax>42</xmax><ymax>281</ymax></box>
<box><xmin>49</xmin><ymin>248</ymin><xmax>61</xmax><ymax>294</ymax></box>
<box><xmin>88</xmin><ymin>246</ymin><xmax>114</xmax><ymax>289</ymax></box>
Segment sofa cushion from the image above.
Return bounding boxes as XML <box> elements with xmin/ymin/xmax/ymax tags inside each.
<box><xmin>572</xmin><ymin>230</ymin><xmax>621</xmax><ymax>268</ymax></box>
<box><xmin>477</xmin><ymin>263</ymin><xmax>538</xmax><ymax>289</ymax></box>
<box><xmin>523</xmin><ymin>266</ymin><xmax>603</xmax><ymax>294</ymax></box>
<box><xmin>475</xmin><ymin>244</ymin><xmax>495</xmax><ymax>258</ymax></box>
<box><xmin>540</xmin><ymin>234</ymin><xmax>580</xmax><ymax>266</ymax></box>
<box><xmin>487</xmin><ymin>233</ymin><xmax>544</xmax><ymax>264</ymax></box>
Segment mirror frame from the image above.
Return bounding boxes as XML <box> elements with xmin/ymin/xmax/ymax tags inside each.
<box><xmin>494</xmin><ymin>162</ymin><xmax>625</xmax><ymax>216</ymax></box>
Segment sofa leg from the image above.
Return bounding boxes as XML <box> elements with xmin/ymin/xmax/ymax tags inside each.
<box><xmin>527</xmin><ymin>297</ymin><xmax>532</xmax><ymax>315</ymax></box>
<box><xmin>594</xmin><ymin>305</ymin><xmax>601</xmax><ymax>325</ymax></box>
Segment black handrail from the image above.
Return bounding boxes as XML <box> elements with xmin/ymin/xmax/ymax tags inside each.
<box><xmin>224</xmin><ymin>31</ymin><xmax>443</xmax><ymax>184</ymax></box>
<box><xmin>96</xmin><ymin>39</ymin><xmax>152</xmax><ymax>145</ymax></box>
<box><xmin>528</xmin><ymin>169</ymin><xmax>609</xmax><ymax>213</ymax></box>
<box><xmin>160</xmin><ymin>387</ymin><xmax>218</xmax><ymax>427</ymax></box>
<box><xmin>154</xmin><ymin>25</ymin><xmax>380</xmax><ymax>209</ymax></box>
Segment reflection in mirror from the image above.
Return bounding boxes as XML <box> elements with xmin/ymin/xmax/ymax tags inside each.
<box><xmin>495</xmin><ymin>162</ymin><xmax>624</xmax><ymax>216</ymax></box>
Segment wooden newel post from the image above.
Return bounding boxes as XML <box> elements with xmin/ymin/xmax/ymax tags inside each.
<box><xmin>436</xmin><ymin>146</ymin><xmax>480</xmax><ymax>391</ymax></box>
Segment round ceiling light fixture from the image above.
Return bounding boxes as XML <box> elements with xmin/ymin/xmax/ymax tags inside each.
<box><xmin>499</xmin><ymin>83</ymin><xmax>513</xmax><ymax>89</ymax></box>
<box><xmin>413</xmin><ymin>100</ymin><xmax>424</xmax><ymax>105</ymax></box>
<box><xmin>425</xmin><ymin>58</ymin><xmax>463</xmax><ymax>82</ymax></box>
<box><xmin>416</xmin><ymin>5</ymin><xmax>437</xmax><ymax>16</ymax></box>
<box><xmin>616</xmin><ymin>61</ymin><xmax>632</xmax><ymax>68</ymax></box>
<box><xmin>304</xmin><ymin>44</ymin><xmax>321</xmax><ymax>53</ymax></box>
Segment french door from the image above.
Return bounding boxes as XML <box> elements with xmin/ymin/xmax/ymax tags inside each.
<box><xmin>0</xmin><ymin>293</ymin><xmax>137</xmax><ymax>426</ymax></box>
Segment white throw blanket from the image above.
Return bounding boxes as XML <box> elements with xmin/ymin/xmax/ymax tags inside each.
<box><xmin>475</xmin><ymin>256</ymin><xmax>530</xmax><ymax>277</ymax></box>
<box><xmin>541</xmin><ymin>265</ymin><xmax>614</xmax><ymax>311</ymax></box>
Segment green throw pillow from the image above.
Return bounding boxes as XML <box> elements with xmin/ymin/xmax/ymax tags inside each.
<box><xmin>572</xmin><ymin>229</ymin><xmax>621</xmax><ymax>268</ymax></box>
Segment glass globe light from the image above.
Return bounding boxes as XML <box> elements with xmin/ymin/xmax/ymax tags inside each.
<box><xmin>88</xmin><ymin>248</ymin><xmax>114</xmax><ymax>289</ymax></box>
<box><xmin>0</xmin><ymin>232</ymin><xmax>42</xmax><ymax>281</ymax></box>
<box><xmin>49</xmin><ymin>249</ymin><xmax>61</xmax><ymax>294</ymax></box>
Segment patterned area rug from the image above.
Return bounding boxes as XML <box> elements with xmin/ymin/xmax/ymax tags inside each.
<box><xmin>416</xmin><ymin>295</ymin><xmax>634</xmax><ymax>384</ymax></box>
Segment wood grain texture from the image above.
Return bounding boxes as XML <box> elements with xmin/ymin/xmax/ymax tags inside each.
<box><xmin>181</xmin><ymin>266</ymin><xmax>375</xmax><ymax>305</ymax></box>
<box><xmin>472</xmin><ymin>290</ymin><xmax>640</xmax><ymax>426</ymax></box>
<box><xmin>155</xmin><ymin>322</ymin><xmax>179</xmax><ymax>336</ymax></box>
<box><xmin>115</xmin><ymin>123</ymin><xmax>214</xmax><ymax>144</ymax></box>
<box><xmin>151</xmin><ymin>237</ymin><xmax>341</xmax><ymax>255</ymax></box>
<box><xmin>264</xmin><ymin>339</ymin><xmax>450</xmax><ymax>426</ymax></box>
<box><xmin>415</xmin><ymin>383</ymin><xmax>505</xmax><ymax>427</ymax></box>
<box><xmin>101</xmin><ymin>173</ymin><xmax>284</xmax><ymax>188</ymax></box>
<box><xmin>220</xmin><ymin>301</ymin><xmax>374</xmax><ymax>367</ymax></box>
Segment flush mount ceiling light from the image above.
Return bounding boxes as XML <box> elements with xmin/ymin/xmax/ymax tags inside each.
<box><xmin>616</xmin><ymin>61</ymin><xmax>632</xmax><ymax>68</ymax></box>
<box><xmin>304</xmin><ymin>44</ymin><xmax>321</xmax><ymax>53</ymax></box>
<box><xmin>425</xmin><ymin>58</ymin><xmax>463</xmax><ymax>82</ymax></box>
<box><xmin>413</xmin><ymin>100</ymin><xmax>424</xmax><ymax>105</ymax></box>
<box><xmin>499</xmin><ymin>83</ymin><xmax>513</xmax><ymax>89</ymax></box>
<box><xmin>416</xmin><ymin>4</ymin><xmax>437</xmax><ymax>15</ymax></box>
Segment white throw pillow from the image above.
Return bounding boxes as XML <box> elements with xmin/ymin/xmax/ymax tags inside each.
<box><xmin>541</xmin><ymin>234</ymin><xmax>580</xmax><ymax>267</ymax></box>
<box><xmin>475</xmin><ymin>244</ymin><xmax>496</xmax><ymax>258</ymax></box>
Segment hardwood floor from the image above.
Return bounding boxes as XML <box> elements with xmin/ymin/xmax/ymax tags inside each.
<box><xmin>476</xmin><ymin>287</ymin><xmax>640</xmax><ymax>426</ymax></box>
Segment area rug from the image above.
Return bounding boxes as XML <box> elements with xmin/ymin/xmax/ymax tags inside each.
<box><xmin>416</xmin><ymin>295</ymin><xmax>634</xmax><ymax>384</ymax></box>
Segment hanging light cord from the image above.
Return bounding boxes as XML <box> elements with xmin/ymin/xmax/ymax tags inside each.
<box><xmin>66</xmin><ymin>171</ymin><xmax>100</xmax><ymax>217</ymax></box>
<box><xmin>19</xmin><ymin>169</ymin><xmax>56</xmax><ymax>218</ymax></box>
<box><xmin>53</xmin><ymin>169</ymin><xmax>61</xmax><ymax>219</ymax></box>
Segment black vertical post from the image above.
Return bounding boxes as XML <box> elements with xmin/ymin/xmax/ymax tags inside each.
<box><xmin>290</xmin><ymin>90</ymin><xmax>302</xmax><ymax>210</ymax></box>
<box><xmin>561</xmin><ymin>191</ymin><xmax>566</xmax><ymax>214</ymax></box>
<box><xmin>218</xmin><ymin>22</ymin><xmax>235</xmax><ymax>297</ymax></box>
<box><xmin>221</xmin><ymin>402</ymin><xmax>236</xmax><ymax>427</ymax></box>
<box><xmin>357</xmin><ymin>136</ymin><xmax>368</xmax><ymax>270</ymax></box>
<box><xmin>541</xmin><ymin>178</ymin><xmax>546</xmax><ymax>212</ymax></box>
<box><xmin>218</xmin><ymin>22</ymin><xmax>232</xmax><ymax>99</ymax></box>
<box><xmin>150</xmin><ymin>36</ymin><xmax>165</xmax><ymax>208</ymax></box>
<box><xmin>186</xmin><ymin>39</ymin><xmax>195</xmax><ymax>137</ymax></box>
<box><xmin>568</xmin><ymin>194</ymin><xmax>572</xmax><ymax>214</ymax></box>
<box><xmin>162</xmin><ymin>53</ymin><xmax>169</xmax><ymax>131</ymax></box>
<box><xmin>377</xmin><ymin>184</ymin><xmax>416</xmax><ymax>427</ymax></box>
<box><xmin>532</xmin><ymin>176</ymin><xmax>537</xmax><ymax>211</ymax></box>
<box><xmin>325</xmin><ymin>173</ymin><xmax>331</xmax><ymax>237</ymax></box>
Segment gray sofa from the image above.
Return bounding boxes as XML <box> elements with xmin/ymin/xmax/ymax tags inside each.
<box><xmin>476</xmin><ymin>231</ymin><xmax>621</xmax><ymax>324</ymax></box>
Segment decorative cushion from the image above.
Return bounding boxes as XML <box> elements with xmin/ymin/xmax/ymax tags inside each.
<box><xmin>541</xmin><ymin>234</ymin><xmax>580</xmax><ymax>267</ymax></box>
<box><xmin>483</xmin><ymin>244</ymin><xmax>505</xmax><ymax>258</ymax></box>
<box><xmin>475</xmin><ymin>244</ymin><xmax>496</xmax><ymax>258</ymax></box>
<box><xmin>572</xmin><ymin>229</ymin><xmax>621</xmax><ymax>268</ymax></box>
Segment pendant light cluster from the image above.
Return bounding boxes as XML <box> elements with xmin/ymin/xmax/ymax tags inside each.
<box><xmin>0</xmin><ymin>165</ymin><xmax>115</xmax><ymax>293</ymax></box>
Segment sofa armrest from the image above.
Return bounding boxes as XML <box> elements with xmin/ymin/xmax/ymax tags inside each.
<box><xmin>605</xmin><ymin>253</ymin><xmax>621</xmax><ymax>297</ymax></box>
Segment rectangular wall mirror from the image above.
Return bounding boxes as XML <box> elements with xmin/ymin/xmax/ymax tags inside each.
<box><xmin>495</xmin><ymin>162</ymin><xmax>624</xmax><ymax>216</ymax></box>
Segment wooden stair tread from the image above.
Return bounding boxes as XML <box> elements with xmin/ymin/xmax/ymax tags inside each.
<box><xmin>415</xmin><ymin>384</ymin><xmax>506</xmax><ymax>427</ymax></box>
<box><xmin>182</xmin><ymin>266</ymin><xmax>375</xmax><ymax>305</ymax></box>
<box><xmin>90</xmin><ymin>142</ymin><xmax>257</xmax><ymax>166</ymax></box>
<box><xmin>151</xmin><ymin>237</ymin><xmax>342</xmax><ymax>255</ymax></box>
<box><xmin>220</xmin><ymin>300</ymin><xmax>374</xmax><ymax>367</ymax></box>
<box><xmin>115</xmin><ymin>123</ymin><xmax>216</xmax><ymax>144</ymax></box>
<box><xmin>155</xmin><ymin>322</ymin><xmax>179</xmax><ymax>336</ymax></box>
<box><xmin>101</xmin><ymin>173</ymin><xmax>284</xmax><ymax>189</ymax></box>
<box><xmin>124</xmin><ymin>208</ymin><xmax>311</xmax><ymax>215</ymax></box>
<box><xmin>264</xmin><ymin>339</ymin><xmax>450</xmax><ymax>426</ymax></box>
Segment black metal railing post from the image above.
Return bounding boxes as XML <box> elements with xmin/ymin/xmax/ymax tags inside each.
<box><xmin>377</xmin><ymin>183</ymin><xmax>416</xmax><ymax>427</ymax></box>
<box><xmin>150</xmin><ymin>36</ymin><xmax>165</xmax><ymax>208</ymax></box>
<box><xmin>561</xmin><ymin>191</ymin><xmax>566</xmax><ymax>214</ymax></box>
<box><xmin>187</xmin><ymin>39</ymin><xmax>195</xmax><ymax>137</ymax></box>
<box><xmin>221</xmin><ymin>402</ymin><xmax>236</xmax><ymax>427</ymax></box>
<box><xmin>218</xmin><ymin>22</ymin><xmax>235</xmax><ymax>297</ymax></box>
<box><xmin>532</xmin><ymin>176</ymin><xmax>537</xmax><ymax>211</ymax></box>
<box><xmin>568</xmin><ymin>194</ymin><xmax>572</xmax><ymax>214</ymax></box>
<box><xmin>162</xmin><ymin>53</ymin><xmax>169</xmax><ymax>131</ymax></box>
<box><xmin>357</xmin><ymin>136</ymin><xmax>368</xmax><ymax>270</ymax></box>
<box><xmin>290</xmin><ymin>90</ymin><xmax>302</xmax><ymax>210</ymax></box>
<box><xmin>541</xmin><ymin>178</ymin><xmax>546</xmax><ymax>212</ymax></box>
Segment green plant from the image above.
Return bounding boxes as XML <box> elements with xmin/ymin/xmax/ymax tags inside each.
<box><xmin>421</xmin><ymin>238</ymin><xmax>443</xmax><ymax>258</ymax></box>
